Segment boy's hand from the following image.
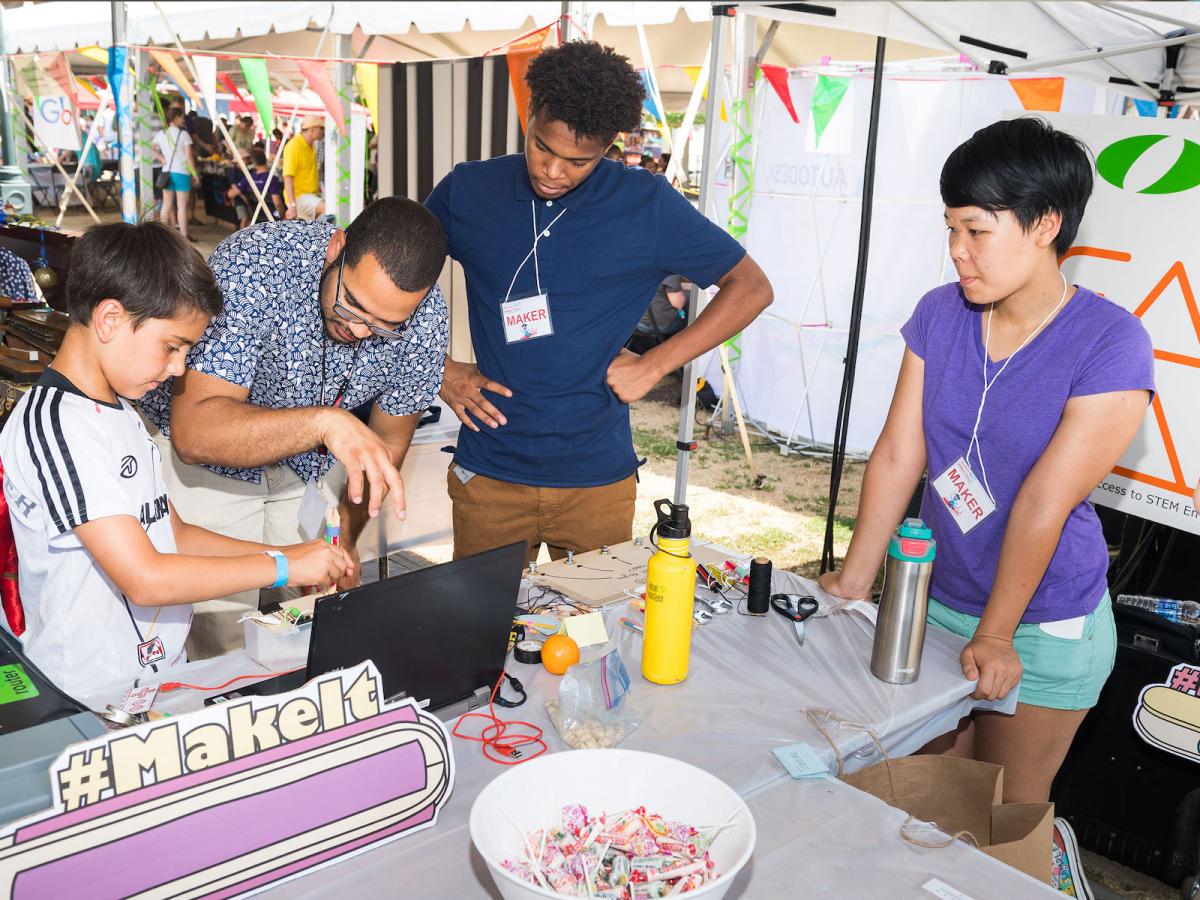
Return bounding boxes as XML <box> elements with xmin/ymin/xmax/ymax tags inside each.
<box><xmin>440</xmin><ymin>358</ymin><xmax>511</xmax><ymax>431</ymax></box>
<box><xmin>282</xmin><ymin>540</ymin><xmax>352</xmax><ymax>588</ymax></box>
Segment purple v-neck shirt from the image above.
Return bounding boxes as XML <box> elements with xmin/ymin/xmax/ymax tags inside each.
<box><xmin>901</xmin><ymin>282</ymin><xmax>1154</xmax><ymax>623</ymax></box>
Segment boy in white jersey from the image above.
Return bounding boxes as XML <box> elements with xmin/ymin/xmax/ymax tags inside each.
<box><xmin>0</xmin><ymin>221</ymin><xmax>351</xmax><ymax>697</ymax></box>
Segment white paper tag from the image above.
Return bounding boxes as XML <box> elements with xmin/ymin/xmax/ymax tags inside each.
<box><xmin>120</xmin><ymin>684</ymin><xmax>159</xmax><ymax>715</ymax></box>
<box><xmin>931</xmin><ymin>456</ymin><xmax>996</xmax><ymax>535</ymax></box>
<box><xmin>501</xmin><ymin>293</ymin><xmax>554</xmax><ymax>343</ymax></box>
<box><xmin>922</xmin><ymin>879</ymin><xmax>975</xmax><ymax>900</ymax></box>
<box><xmin>1038</xmin><ymin>615</ymin><xmax>1086</xmax><ymax>640</ymax></box>
<box><xmin>298</xmin><ymin>479</ymin><xmax>325</xmax><ymax>541</ymax></box>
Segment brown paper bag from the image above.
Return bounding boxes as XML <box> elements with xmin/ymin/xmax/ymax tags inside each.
<box><xmin>843</xmin><ymin>755</ymin><xmax>1053</xmax><ymax>883</ymax></box>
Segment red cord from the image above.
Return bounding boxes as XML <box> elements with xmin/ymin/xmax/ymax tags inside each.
<box><xmin>452</xmin><ymin>670</ymin><xmax>547</xmax><ymax>766</ymax></box>
<box><xmin>159</xmin><ymin>668</ymin><xmax>303</xmax><ymax>693</ymax></box>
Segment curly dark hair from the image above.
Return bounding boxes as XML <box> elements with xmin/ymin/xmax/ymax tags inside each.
<box><xmin>524</xmin><ymin>42</ymin><xmax>645</xmax><ymax>141</ymax></box>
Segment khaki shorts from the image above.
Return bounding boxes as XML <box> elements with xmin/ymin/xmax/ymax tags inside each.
<box><xmin>446</xmin><ymin>464</ymin><xmax>636</xmax><ymax>565</ymax></box>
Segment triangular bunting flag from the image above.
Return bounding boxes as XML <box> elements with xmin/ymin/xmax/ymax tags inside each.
<box><xmin>218</xmin><ymin>71</ymin><xmax>245</xmax><ymax>105</ymax></box>
<box><xmin>1133</xmin><ymin>98</ymin><xmax>1158</xmax><ymax>117</ymax></box>
<box><xmin>296</xmin><ymin>58</ymin><xmax>346</xmax><ymax>135</ymax></box>
<box><xmin>194</xmin><ymin>54</ymin><xmax>217</xmax><ymax>117</ymax></box>
<box><xmin>506</xmin><ymin>25</ymin><xmax>553</xmax><ymax>130</ymax></box>
<box><xmin>811</xmin><ymin>75</ymin><xmax>851</xmax><ymax>148</ymax></box>
<box><xmin>45</xmin><ymin>53</ymin><xmax>77</xmax><ymax>99</ymax></box>
<box><xmin>149</xmin><ymin>49</ymin><xmax>200</xmax><ymax>105</ymax></box>
<box><xmin>759</xmin><ymin>64</ymin><xmax>798</xmax><ymax>123</ymax></box>
<box><xmin>238</xmin><ymin>58</ymin><xmax>273</xmax><ymax>131</ymax></box>
<box><xmin>640</xmin><ymin>69</ymin><xmax>662</xmax><ymax>122</ymax></box>
<box><xmin>683</xmin><ymin>63</ymin><xmax>726</xmax><ymax>121</ymax></box>
<box><xmin>1009</xmin><ymin>77</ymin><xmax>1064</xmax><ymax>112</ymax></box>
<box><xmin>355</xmin><ymin>62</ymin><xmax>379</xmax><ymax>128</ymax></box>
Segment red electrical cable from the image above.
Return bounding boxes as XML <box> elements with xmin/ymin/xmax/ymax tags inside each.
<box><xmin>452</xmin><ymin>670</ymin><xmax>547</xmax><ymax>766</ymax></box>
<box><xmin>159</xmin><ymin>668</ymin><xmax>302</xmax><ymax>693</ymax></box>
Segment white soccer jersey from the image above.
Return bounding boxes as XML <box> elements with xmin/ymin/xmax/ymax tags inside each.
<box><xmin>0</xmin><ymin>370</ymin><xmax>188</xmax><ymax>698</ymax></box>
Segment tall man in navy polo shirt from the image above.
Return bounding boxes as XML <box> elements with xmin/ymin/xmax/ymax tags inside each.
<box><xmin>427</xmin><ymin>42</ymin><xmax>772</xmax><ymax>562</ymax></box>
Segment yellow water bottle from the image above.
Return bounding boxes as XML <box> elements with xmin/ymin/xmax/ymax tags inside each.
<box><xmin>642</xmin><ymin>499</ymin><xmax>697</xmax><ymax>685</ymax></box>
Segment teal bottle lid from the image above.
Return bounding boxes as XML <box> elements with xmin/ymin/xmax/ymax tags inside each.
<box><xmin>887</xmin><ymin>517</ymin><xmax>936</xmax><ymax>563</ymax></box>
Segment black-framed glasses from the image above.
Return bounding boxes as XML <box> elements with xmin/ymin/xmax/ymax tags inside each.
<box><xmin>331</xmin><ymin>252</ymin><xmax>423</xmax><ymax>341</ymax></box>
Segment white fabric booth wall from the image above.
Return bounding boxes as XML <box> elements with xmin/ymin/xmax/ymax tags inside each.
<box><xmin>702</xmin><ymin>69</ymin><xmax>1124</xmax><ymax>456</ymax></box>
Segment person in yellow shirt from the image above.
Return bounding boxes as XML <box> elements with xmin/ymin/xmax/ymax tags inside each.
<box><xmin>282</xmin><ymin>113</ymin><xmax>324</xmax><ymax>219</ymax></box>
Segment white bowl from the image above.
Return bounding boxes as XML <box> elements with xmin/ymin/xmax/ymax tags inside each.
<box><xmin>469</xmin><ymin>749</ymin><xmax>756</xmax><ymax>900</ymax></box>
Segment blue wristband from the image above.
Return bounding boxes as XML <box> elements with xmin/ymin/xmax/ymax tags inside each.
<box><xmin>265</xmin><ymin>551</ymin><xmax>288</xmax><ymax>589</ymax></box>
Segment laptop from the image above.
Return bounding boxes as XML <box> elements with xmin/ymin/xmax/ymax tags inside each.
<box><xmin>215</xmin><ymin>541</ymin><xmax>527</xmax><ymax>719</ymax></box>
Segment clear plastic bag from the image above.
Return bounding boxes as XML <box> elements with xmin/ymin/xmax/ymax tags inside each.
<box><xmin>545</xmin><ymin>647</ymin><xmax>640</xmax><ymax>749</ymax></box>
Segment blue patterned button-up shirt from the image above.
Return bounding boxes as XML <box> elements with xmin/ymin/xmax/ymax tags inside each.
<box><xmin>141</xmin><ymin>220</ymin><xmax>448</xmax><ymax>484</ymax></box>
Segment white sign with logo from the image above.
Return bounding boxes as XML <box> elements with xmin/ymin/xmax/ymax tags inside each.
<box><xmin>1043</xmin><ymin>113</ymin><xmax>1200</xmax><ymax>535</ymax></box>
<box><xmin>31</xmin><ymin>94</ymin><xmax>80</xmax><ymax>151</ymax></box>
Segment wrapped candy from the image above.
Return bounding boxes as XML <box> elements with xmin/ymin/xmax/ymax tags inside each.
<box><xmin>501</xmin><ymin>804</ymin><xmax>725</xmax><ymax>898</ymax></box>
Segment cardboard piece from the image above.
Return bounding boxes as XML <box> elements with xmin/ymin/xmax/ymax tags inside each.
<box><xmin>843</xmin><ymin>756</ymin><xmax>1053</xmax><ymax>883</ymax></box>
<box><xmin>532</xmin><ymin>539</ymin><xmax>737</xmax><ymax>607</ymax></box>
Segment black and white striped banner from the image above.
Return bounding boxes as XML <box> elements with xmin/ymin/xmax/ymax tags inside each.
<box><xmin>383</xmin><ymin>56</ymin><xmax>521</xmax><ymax>203</ymax></box>
<box><xmin>379</xmin><ymin>56</ymin><xmax>522</xmax><ymax>362</ymax></box>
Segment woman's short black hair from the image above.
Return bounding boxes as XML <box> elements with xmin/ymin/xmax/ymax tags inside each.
<box><xmin>524</xmin><ymin>42</ymin><xmax>644</xmax><ymax>141</ymax></box>
<box><xmin>940</xmin><ymin>117</ymin><xmax>1094</xmax><ymax>257</ymax></box>
<box><xmin>66</xmin><ymin>221</ymin><xmax>223</xmax><ymax>327</ymax></box>
<box><xmin>343</xmin><ymin>196</ymin><xmax>447</xmax><ymax>292</ymax></box>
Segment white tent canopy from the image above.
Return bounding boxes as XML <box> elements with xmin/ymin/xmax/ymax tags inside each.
<box><xmin>735</xmin><ymin>2</ymin><xmax>1200</xmax><ymax>101</ymax></box>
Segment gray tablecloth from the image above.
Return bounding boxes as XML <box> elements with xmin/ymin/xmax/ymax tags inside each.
<box><xmin>77</xmin><ymin>572</ymin><xmax>1053</xmax><ymax>898</ymax></box>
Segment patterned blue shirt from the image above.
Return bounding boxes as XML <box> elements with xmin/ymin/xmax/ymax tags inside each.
<box><xmin>141</xmin><ymin>220</ymin><xmax>448</xmax><ymax>484</ymax></box>
<box><xmin>0</xmin><ymin>247</ymin><xmax>37</xmax><ymax>302</ymax></box>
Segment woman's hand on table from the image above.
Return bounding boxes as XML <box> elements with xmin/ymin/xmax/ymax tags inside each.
<box><xmin>961</xmin><ymin>635</ymin><xmax>1022</xmax><ymax>701</ymax></box>
<box><xmin>817</xmin><ymin>570</ymin><xmax>872</xmax><ymax>601</ymax></box>
<box><xmin>336</xmin><ymin>544</ymin><xmax>362</xmax><ymax>592</ymax></box>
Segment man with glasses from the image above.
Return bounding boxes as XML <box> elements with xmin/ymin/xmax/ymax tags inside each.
<box><xmin>141</xmin><ymin>197</ymin><xmax>448</xmax><ymax>657</ymax></box>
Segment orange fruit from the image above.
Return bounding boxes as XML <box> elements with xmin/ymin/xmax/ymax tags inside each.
<box><xmin>541</xmin><ymin>633</ymin><xmax>580</xmax><ymax>675</ymax></box>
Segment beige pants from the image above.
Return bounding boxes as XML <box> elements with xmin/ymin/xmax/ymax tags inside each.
<box><xmin>447</xmin><ymin>466</ymin><xmax>637</xmax><ymax>565</ymax></box>
<box><xmin>150</xmin><ymin>430</ymin><xmax>345</xmax><ymax>660</ymax></box>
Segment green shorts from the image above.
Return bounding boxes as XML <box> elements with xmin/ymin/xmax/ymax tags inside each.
<box><xmin>927</xmin><ymin>592</ymin><xmax>1117</xmax><ymax>711</ymax></box>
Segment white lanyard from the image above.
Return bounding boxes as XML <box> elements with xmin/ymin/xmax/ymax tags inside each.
<box><xmin>966</xmin><ymin>271</ymin><xmax>1069</xmax><ymax>501</ymax></box>
<box><xmin>504</xmin><ymin>200</ymin><xmax>568</xmax><ymax>302</ymax></box>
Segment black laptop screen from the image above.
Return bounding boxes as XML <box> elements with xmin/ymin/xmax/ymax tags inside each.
<box><xmin>305</xmin><ymin>541</ymin><xmax>527</xmax><ymax>711</ymax></box>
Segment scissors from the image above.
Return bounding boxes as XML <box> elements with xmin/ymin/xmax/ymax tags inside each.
<box><xmin>771</xmin><ymin>594</ymin><xmax>819</xmax><ymax>647</ymax></box>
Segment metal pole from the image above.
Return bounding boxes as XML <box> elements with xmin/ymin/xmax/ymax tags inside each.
<box><xmin>334</xmin><ymin>32</ymin><xmax>353</xmax><ymax>226</ymax></box>
<box><xmin>134</xmin><ymin>48</ymin><xmax>155</xmax><ymax>218</ymax></box>
<box><xmin>0</xmin><ymin>4</ymin><xmax>15</xmax><ymax>168</ymax></box>
<box><xmin>821</xmin><ymin>36</ymin><xmax>887</xmax><ymax>574</ymax></box>
<box><xmin>672</xmin><ymin>12</ymin><xmax>726</xmax><ymax>506</ymax></box>
<box><xmin>112</xmin><ymin>0</ymin><xmax>137</xmax><ymax>222</ymax></box>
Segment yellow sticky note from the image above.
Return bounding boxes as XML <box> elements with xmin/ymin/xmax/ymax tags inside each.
<box><xmin>563</xmin><ymin>611</ymin><xmax>609</xmax><ymax>648</ymax></box>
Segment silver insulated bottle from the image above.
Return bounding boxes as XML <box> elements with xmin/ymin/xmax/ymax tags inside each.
<box><xmin>870</xmin><ymin>518</ymin><xmax>936</xmax><ymax>684</ymax></box>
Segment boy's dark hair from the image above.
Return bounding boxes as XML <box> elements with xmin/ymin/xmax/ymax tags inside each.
<box><xmin>524</xmin><ymin>42</ymin><xmax>644</xmax><ymax>141</ymax></box>
<box><xmin>249</xmin><ymin>147</ymin><xmax>267</xmax><ymax>167</ymax></box>
<box><xmin>240</xmin><ymin>115</ymin><xmax>253</xmax><ymax>125</ymax></box>
<box><xmin>343</xmin><ymin>197</ymin><xmax>446</xmax><ymax>292</ymax></box>
<box><xmin>940</xmin><ymin>117</ymin><xmax>1093</xmax><ymax>257</ymax></box>
<box><xmin>66</xmin><ymin>221</ymin><xmax>223</xmax><ymax>327</ymax></box>
<box><xmin>166</xmin><ymin>105</ymin><xmax>184</xmax><ymax>124</ymax></box>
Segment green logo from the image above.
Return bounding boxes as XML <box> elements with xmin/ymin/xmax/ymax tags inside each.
<box><xmin>0</xmin><ymin>663</ymin><xmax>39</xmax><ymax>704</ymax></box>
<box><xmin>1096</xmin><ymin>134</ymin><xmax>1200</xmax><ymax>194</ymax></box>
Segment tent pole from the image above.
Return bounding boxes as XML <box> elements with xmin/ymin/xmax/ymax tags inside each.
<box><xmin>820</xmin><ymin>35</ymin><xmax>886</xmax><ymax>574</ymax></box>
<box><xmin>672</xmin><ymin>10</ymin><xmax>726</xmax><ymax>506</ymax></box>
<box><xmin>112</xmin><ymin>0</ymin><xmax>137</xmax><ymax>223</ymax></box>
<box><xmin>1007</xmin><ymin>30</ymin><xmax>1200</xmax><ymax>74</ymax></box>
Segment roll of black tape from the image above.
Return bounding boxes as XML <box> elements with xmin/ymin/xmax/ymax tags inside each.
<box><xmin>514</xmin><ymin>639</ymin><xmax>544</xmax><ymax>664</ymax></box>
<box><xmin>747</xmin><ymin>557</ymin><xmax>772</xmax><ymax>614</ymax></box>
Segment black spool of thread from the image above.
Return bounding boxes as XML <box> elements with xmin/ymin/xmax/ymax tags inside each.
<box><xmin>747</xmin><ymin>557</ymin><xmax>772</xmax><ymax>614</ymax></box>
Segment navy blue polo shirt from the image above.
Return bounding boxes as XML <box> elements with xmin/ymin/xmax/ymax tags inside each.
<box><xmin>426</xmin><ymin>155</ymin><xmax>744</xmax><ymax>488</ymax></box>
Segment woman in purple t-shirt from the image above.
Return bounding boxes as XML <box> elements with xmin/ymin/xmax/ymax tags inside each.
<box><xmin>821</xmin><ymin>118</ymin><xmax>1154</xmax><ymax>805</ymax></box>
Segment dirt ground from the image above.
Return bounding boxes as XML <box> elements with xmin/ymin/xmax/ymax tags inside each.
<box><xmin>630</xmin><ymin>372</ymin><xmax>863</xmax><ymax>580</ymax></box>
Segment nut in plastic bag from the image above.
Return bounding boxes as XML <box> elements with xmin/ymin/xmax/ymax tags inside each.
<box><xmin>545</xmin><ymin>647</ymin><xmax>640</xmax><ymax>749</ymax></box>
